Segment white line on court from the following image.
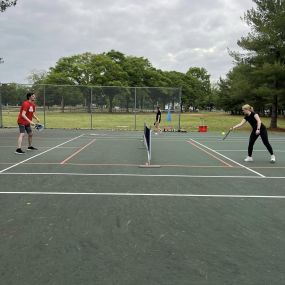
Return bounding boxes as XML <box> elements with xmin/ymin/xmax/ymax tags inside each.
<box><xmin>1</xmin><ymin>172</ymin><xmax>285</xmax><ymax>179</ymax></box>
<box><xmin>1</xmin><ymin>191</ymin><xmax>285</xmax><ymax>199</ymax></box>
<box><xmin>189</xmin><ymin>138</ymin><xmax>266</xmax><ymax>178</ymax></box>
<box><xmin>0</xmin><ymin>134</ymin><xmax>84</xmax><ymax>174</ymax></box>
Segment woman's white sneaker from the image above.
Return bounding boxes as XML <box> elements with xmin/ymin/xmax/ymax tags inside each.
<box><xmin>270</xmin><ymin>155</ymin><xmax>276</xmax><ymax>163</ymax></box>
<box><xmin>244</xmin><ymin>156</ymin><xmax>253</xmax><ymax>162</ymax></box>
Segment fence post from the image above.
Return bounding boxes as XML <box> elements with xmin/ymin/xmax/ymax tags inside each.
<box><xmin>178</xmin><ymin>87</ymin><xmax>182</xmax><ymax>130</ymax></box>
<box><xmin>90</xmin><ymin>87</ymin><xmax>93</xmax><ymax>129</ymax></box>
<box><xmin>43</xmin><ymin>85</ymin><xmax>46</xmax><ymax>128</ymax></box>
<box><xmin>134</xmin><ymin>87</ymin><xmax>137</xmax><ymax>130</ymax></box>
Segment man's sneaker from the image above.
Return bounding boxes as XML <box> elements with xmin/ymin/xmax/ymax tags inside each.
<box><xmin>270</xmin><ymin>155</ymin><xmax>276</xmax><ymax>163</ymax></box>
<box><xmin>244</xmin><ymin>156</ymin><xmax>253</xmax><ymax>162</ymax></box>
<box><xmin>15</xmin><ymin>148</ymin><xmax>25</xmax><ymax>155</ymax></box>
<box><xmin>27</xmin><ymin>146</ymin><xmax>38</xmax><ymax>150</ymax></box>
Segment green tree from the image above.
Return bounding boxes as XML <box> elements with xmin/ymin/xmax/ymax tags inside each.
<box><xmin>210</xmin><ymin>83</ymin><xmax>220</xmax><ymax>111</ymax></box>
<box><xmin>44</xmin><ymin>52</ymin><xmax>128</xmax><ymax>112</ymax></box>
<box><xmin>27</xmin><ymin>70</ymin><xmax>48</xmax><ymax>84</ymax></box>
<box><xmin>185</xmin><ymin>67</ymin><xmax>211</xmax><ymax>111</ymax></box>
<box><xmin>235</xmin><ymin>0</ymin><xmax>285</xmax><ymax>128</ymax></box>
<box><xmin>0</xmin><ymin>83</ymin><xmax>29</xmax><ymax>105</ymax></box>
<box><xmin>122</xmin><ymin>56</ymin><xmax>154</xmax><ymax>87</ymax></box>
<box><xmin>162</xmin><ymin>71</ymin><xmax>188</xmax><ymax>111</ymax></box>
<box><xmin>217</xmin><ymin>63</ymin><xmax>254</xmax><ymax>114</ymax></box>
<box><xmin>28</xmin><ymin>50</ymin><xmax>213</xmax><ymax>113</ymax></box>
<box><xmin>0</xmin><ymin>0</ymin><xmax>17</xmax><ymax>12</ymax></box>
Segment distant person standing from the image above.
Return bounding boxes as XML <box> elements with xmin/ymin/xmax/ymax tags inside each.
<box><xmin>154</xmin><ymin>106</ymin><xmax>162</xmax><ymax>133</ymax></box>
<box><xmin>15</xmin><ymin>92</ymin><xmax>40</xmax><ymax>154</ymax></box>
<box><xmin>231</xmin><ymin>104</ymin><xmax>275</xmax><ymax>163</ymax></box>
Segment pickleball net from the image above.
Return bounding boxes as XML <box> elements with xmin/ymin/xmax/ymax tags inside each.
<box><xmin>143</xmin><ymin>122</ymin><xmax>152</xmax><ymax>165</ymax></box>
<box><xmin>140</xmin><ymin>123</ymin><xmax>160</xmax><ymax>168</ymax></box>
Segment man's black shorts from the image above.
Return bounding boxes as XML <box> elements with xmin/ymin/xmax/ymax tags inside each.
<box><xmin>18</xmin><ymin>124</ymin><xmax>32</xmax><ymax>134</ymax></box>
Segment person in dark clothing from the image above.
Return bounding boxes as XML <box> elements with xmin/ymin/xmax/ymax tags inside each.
<box><xmin>154</xmin><ymin>106</ymin><xmax>162</xmax><ymax>133</ymax></box>
<box><xmin>231</xmin><ymin>104</ymin><xmax>275</xmax><ymax>163</ymax></box>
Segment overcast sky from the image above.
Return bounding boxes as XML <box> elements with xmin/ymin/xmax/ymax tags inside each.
<box><xmin>0</xmin><ymin>0</ymin><xmax>255</xmax><ymax>84</ymax></box>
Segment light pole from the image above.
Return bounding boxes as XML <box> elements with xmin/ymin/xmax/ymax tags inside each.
<box><xmin>268</xmin><ymin>46</ymin><xmax>280</xmax><ymax>129</ymax></box>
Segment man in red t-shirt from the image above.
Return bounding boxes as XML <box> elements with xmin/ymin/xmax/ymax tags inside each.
<box><xmin>15</xmin><ymin>92</ymin><xmax>40</xmax><ymax>154</ymax></box>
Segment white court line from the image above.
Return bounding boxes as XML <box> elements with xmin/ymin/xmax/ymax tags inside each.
<box><xmin>0</xmin><ymin>134</ymin><xmax>84</xmax><ymax>174</ymax></box>
<box><xmin>0</xmin><ymin>191</ymin><xmax>285</xmax><ymax>199</ymax></box>
<box><xmin>189</xmin><ymin>138</ymin><xmax>266</xmax><ymax>178</ymax></box>
<box><xmin>1</xmin><ymin>172</ymin><xmax>285</xmax><ymax>179</ymax></box>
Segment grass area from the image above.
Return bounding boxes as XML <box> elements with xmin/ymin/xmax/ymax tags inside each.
<box><xmin>2</xmin><ymin>111</ymin><xmax>285</xmax><ymax>132</ymax></box>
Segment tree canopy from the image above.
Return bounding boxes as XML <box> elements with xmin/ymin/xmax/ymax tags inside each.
<box><xmin>0</xmin><ymin>0</ymin><xmax>17</xmax><ymax>12</ymax></box>
<box><xmin>28</xmin><ymin>50</ymin><xmax>212</xmax><ymax>112</ymax></box>
<box><xmin>217</xmin><ymin>0</ymin><xmax>285</xmax><ymax>127</ymax></box>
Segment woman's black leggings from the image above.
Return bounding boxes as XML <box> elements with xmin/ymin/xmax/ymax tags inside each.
<box><xmin>248</xmin><ymin>127</ymin><xmax>273</xmax><ymax>156</ymax></box>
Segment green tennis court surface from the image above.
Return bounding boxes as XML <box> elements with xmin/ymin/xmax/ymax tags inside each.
<box><xmin>1</xmin><ymin>128</ymin><xmax>285</xmax><ymax>284</ymax></box>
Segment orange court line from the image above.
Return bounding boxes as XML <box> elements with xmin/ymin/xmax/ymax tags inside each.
<box><xmin>187</xmin><ymin>140</ymin><xmax>233</xmax><ymax>168</ymax></box>
<box><xmin>62</xmin><ymin>163</ymin><xmax>139</xmax><ymax>167</ymax></box>
<box><xmin>64</xmin><ymin>163</ymin><xmax>231</xmax><ymax>168</ymax></box>
<box><xmin>16</xmin><ymin>162</ymin><xmax>232</xmax><ymax>168</ymax></box>
<box><xmin>60</xmin><ymin>139</ymin><xmax>96</xmax><ymax>164</ymax></box>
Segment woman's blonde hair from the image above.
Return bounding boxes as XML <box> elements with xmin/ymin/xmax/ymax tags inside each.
<box><xmin>242</xmin><ymin>104</ymin><xmax>254</xmax><ymax>111</ymax></box>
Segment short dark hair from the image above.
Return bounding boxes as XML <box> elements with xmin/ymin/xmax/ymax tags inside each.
<box><xmin>26</xmin><ymin>92</ymin><xmax>34</xmax><ymax>100</ymax></box>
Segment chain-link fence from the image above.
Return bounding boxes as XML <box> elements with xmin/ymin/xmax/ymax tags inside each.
<box><xmin>0</xmin><ymin>88</ymin><xmax>2</xmax><ymax>128</ymax></box>
<box><xmin>0</xmin><ymin>84</ymin><xmax>181</xmax><ymax>130</ymax></box>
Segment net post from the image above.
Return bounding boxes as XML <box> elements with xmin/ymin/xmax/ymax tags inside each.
<box><xmin>140</xmin><ymin>123</ymin><xmax>160</xmax><ymax>168</ymax></box>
